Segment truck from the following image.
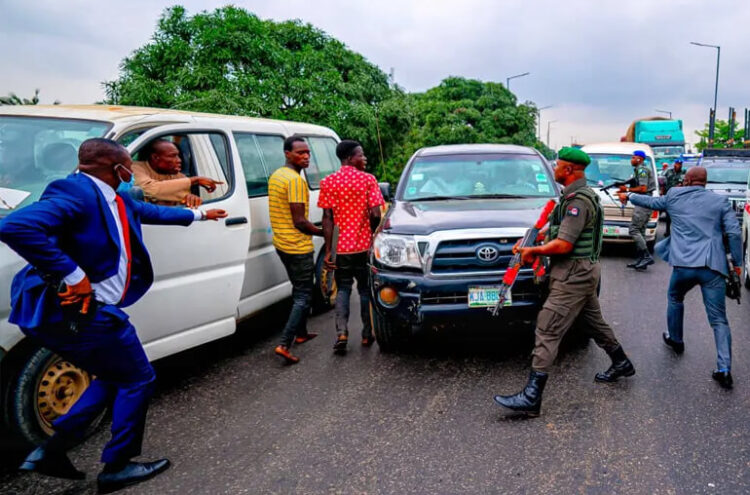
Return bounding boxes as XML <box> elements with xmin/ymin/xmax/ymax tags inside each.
<box><xmin>622</xmin><ymin>117</ymin><xmax>686</xmax><ymax>165</ymax></box>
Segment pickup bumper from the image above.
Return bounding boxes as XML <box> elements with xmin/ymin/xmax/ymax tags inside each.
<box><xmin>369</xmin><ymin>266</ymin><xmax>545</xmax><ymax>332</ymax></box>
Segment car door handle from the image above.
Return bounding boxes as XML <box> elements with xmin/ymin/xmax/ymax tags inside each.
<box><xmin>225</xmin><ymin>216</ymin><xmax>248</xmax><ymax>226</ymax></box>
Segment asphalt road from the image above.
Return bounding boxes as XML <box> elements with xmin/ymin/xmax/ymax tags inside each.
<box><xmin>2</xmin><ymin>243</ymin><xmax>749</xmax><ymax>494</ymax></box>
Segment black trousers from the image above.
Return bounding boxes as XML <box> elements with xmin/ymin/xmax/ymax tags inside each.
<box><xmin>333</xmin><ymin>252</ymin><xmax>372</xmax><ymax>338</ymax></box>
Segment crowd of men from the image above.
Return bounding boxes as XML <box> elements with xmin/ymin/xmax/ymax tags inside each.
<box><xmin>0</xmin><ymin>136</ymin><xmax>742</xmax><ymax>492</ymax></box>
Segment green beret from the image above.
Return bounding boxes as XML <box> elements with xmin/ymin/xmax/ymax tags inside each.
<box><xmin>558</xmin><ymin>147</ymin><xmax>591</xmax><ymax>166</ymax></box>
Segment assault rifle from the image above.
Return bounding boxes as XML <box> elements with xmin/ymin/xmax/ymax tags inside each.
<box><xmin>724</xmin><ymin>234</ymin><xmax>741</xmax><ymax>304</ymax></box>
<box><xmin>491</xmin><ymin>200</ymin><xmax>557</xmax><ymax>317</ymax></box>
<box><xmin>599</xmin><ymin>177</ymin><xmax>638</xmax><ymax>211</ymax></box>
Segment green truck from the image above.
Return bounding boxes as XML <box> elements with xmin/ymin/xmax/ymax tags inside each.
<box><xmin>622</xmin><ymin>117</ymin><xmax>686</xmax><ymax>165</ymax></box>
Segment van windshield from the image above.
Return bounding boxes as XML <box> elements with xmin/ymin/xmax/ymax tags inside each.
<box><xmin>586</xmin><ymin>154</ymin><xmax>640</xmax><ymax>186</ymax></box>
<box><xmin>0</xmin><ymin>116</ymin><xmax>111</xmax><ymax>215</ymax></box>
<box><xmin>400</xmin><ymin>153</ymin><xmax>556</xmax><ymax>201</ymax></box>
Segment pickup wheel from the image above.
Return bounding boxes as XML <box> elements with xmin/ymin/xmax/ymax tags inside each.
<box><xmin>371</xmin><ymin>303</ymin><xmax>409</xmax><ymax>352</ymax></box>
<box><xmin>312</xmin><ymin>252</ymin><xmax>336</xmax><ymax>314</ymax></box>
<box><xmin>4</xmin><ymin>346</ymin><xmax>103</xmax><ymax>447</ymax></box>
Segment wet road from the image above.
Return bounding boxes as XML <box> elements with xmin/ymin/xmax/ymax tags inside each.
<box><xmin>2</xmin><ymin>244</ymin><xmax>750</xmax><ymax>494</ymax></box>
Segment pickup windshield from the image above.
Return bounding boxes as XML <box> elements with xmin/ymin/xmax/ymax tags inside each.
<box><xmin>586</xmin><ymin>153</ymin><xmax>640</xmax><ymax>187</ymax></box>
<box><xmin>400</xmin><ymin>153</ymin><xmax>556</xmax><ymax>201</ymax></box>
<box><xmin>702</xmin><ymin>159</ymin><xmax>750</xmax><ymax>184</ymax></box>
<box><xmin>0</xmin><ymin>116</ymin><xmax>111</xmax><ymax>215</ymax></box>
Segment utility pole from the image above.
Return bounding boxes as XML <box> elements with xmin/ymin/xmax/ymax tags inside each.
<box><xmin>547</xmin><ymin>120</ymin><xmax>557</xmax><ymax>148</ymax></box>
<box><xmin>655</xmin><ymin>109</ymin><xmax>672</xmax><ymax>119</ymax></box>
<box><xmin>537</xmin><ymin>105</ymin><xmax>552</xmax><ymax>141</ymax></box>
<box><xmin>506</xmin><ymin>72</ymin><xmax>530</xmax><ymax>91</ymax></box>
<box><xmin>690</xmin><ymin>42</ymin><xmax>721</xmax><ymax>112</ymax></box>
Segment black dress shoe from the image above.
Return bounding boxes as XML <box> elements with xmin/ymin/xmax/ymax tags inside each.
<box><xmin>97</xmin><ymin>459</ymin><xmax>171</xmax><ymax>494</ymax></box>
<box><xmin>712</xmin><ymin>370</ymin><xmax>733</xmax><ymax>390</ymax></box>
<box><xmin>19</xmin><ymin>446</ymin><xmax>86</xmax><ymax>480</ymax></box>
<box><xmin>662</xmin><ymin>333</ymin><xmax>685</xmax><ymax>354</ymax></box>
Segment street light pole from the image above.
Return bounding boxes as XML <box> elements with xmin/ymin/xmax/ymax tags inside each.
<box><xmin>506</xmin><ymin>72</ymin><xmax>530</xmax><ymax>91</ymax></box>
<box><xmin>690</xmin><ymin>42</ymin><xmax>721</xmax><ymax>111</ymax></box>
<box><xmin>547</xmin><ymin>120</ymin><xmax>557</xmax><ymax>148</ymax></box>
<box><xmin>537</xmin><ymin>105</ymin><xmax>552</xmax><ymax>141</ymax></box>
<box><xmin>655</xmin><ymin>109</ymin><xmax>672</xmax><ymax>119</ymax></box>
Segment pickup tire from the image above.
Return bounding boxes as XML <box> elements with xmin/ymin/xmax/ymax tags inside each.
<box><xmin>4</xmin><ymin>346</ymin><xmax>103</xmax><ymax>447</ymax></box>
<box><xmin>312</xmin><ymin>251</ymin><xmax>335</xmax><ymax>314</ymax></box>
<box><xmin>371</xmin><ymin>303</ymin><xmax>409</xmax><ymax>352</ymax></box>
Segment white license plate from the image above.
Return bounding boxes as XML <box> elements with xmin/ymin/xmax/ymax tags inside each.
<box><xmin>603</xmin><ymin>226</ymin><xmax>627</xmax><ymax>237</ymax></box>
<box><xmin>468</xmin><ymin>286</ymin><xmax>512</xmax><ymax>308</ymax></box>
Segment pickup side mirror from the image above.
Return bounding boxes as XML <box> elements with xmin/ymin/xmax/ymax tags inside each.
<box><xmin>379</xmin><ymin>182</ymin><xmax>391</xmax><ymax>202</ymax></box>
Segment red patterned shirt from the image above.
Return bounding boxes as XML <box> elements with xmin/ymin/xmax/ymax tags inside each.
<box><xmin>318</xmin><ymin>166</ymin><xmax>385</xmax><ymax>254</ymax></box>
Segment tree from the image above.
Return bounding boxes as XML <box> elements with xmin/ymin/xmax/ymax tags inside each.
<box><xmin>695</xmin><ymin>119</ymin><xmax>747</xmax><ymax>151</ymax></box>
<box><xmin>0</xmin><ymin>89</ymin><xmax>59</xmax><ymax>105</ymax></box>
<box><xmin>104</xmin><ymin>6</ymin><xmax>410</xmax><ymax>170</ymax></box>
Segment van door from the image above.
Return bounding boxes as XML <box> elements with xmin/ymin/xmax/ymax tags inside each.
<box><xmin>122</xmin><ymin>125</ymin><xmax>251</xmax><ymax>360</ymax></box>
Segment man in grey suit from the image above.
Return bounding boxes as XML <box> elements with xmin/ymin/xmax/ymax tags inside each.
<box><xmin>620</xmin><ymin>167</ymin><xmax>742</xmax><ymax>389</ymax></box>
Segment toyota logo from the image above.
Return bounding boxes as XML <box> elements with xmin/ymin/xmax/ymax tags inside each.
<box><xmin>476</xmin><ymin>245</ymin><xmax>499</xmax><ymax>263</ymax></box>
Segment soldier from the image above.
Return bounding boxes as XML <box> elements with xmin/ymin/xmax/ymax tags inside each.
<box><xmin>493</xmin><ymin>147</ymin><xmax>635</xmax><ymax>417</ymax></box>
<box><xmin>622</xmin><ymin>150</ymin><xmax>657</xmax><ymax>270</ymax></box>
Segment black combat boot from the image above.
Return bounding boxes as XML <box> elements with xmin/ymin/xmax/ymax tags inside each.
<box><xmin>493</xmin><ymin>370</ymin><xmax>548</xmax><ymax>417</ymax></box>
<box><xmin>626</xmin><ymin>250</ymin><xmax>645</xmax><ymax>268</ymax></box>
<box><xmin>595</xmin><ymin>345</ymin><xmax>635</xmax><ymax>383</ymax></box>
<box><xmin>634</xmin><ymin>251</ymin><xmax>655</xmax><ymax>271</ymax></box>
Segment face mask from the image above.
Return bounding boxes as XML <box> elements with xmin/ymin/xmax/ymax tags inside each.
<box><xmin>114</xmin><ymin>164</ymin><xmax>133</xmax><ymax>185</ymax></box>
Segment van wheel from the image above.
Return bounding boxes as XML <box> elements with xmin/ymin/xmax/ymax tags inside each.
<box><xmin>312</xmin><ymin>252</ymin><xmax>336</xmax><ymax>314</ymax></box>
<box><xmin>5</xmin><ymin>346</ymin><xmax>103</xmax><ymax>447</ymax></box>
<box><xmin>372</xmin><ymin>303</ymin><xmax>409</xmax><ymax>352</ymax></box>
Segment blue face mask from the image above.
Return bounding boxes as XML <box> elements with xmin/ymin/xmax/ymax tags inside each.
<box><xmin>115</xmin><ymin>166</ymin><xmax>135</xmax><ymax>193</ymax></box>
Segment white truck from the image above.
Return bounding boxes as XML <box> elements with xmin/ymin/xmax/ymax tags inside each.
<box><xmin>0</xmin><ymin>105</ymin><xmax>340</xmax><ymax>445</ymax></box>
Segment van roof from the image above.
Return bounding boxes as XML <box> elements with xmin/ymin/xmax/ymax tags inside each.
<box><xmin>0</xmin><ymin>104</ymin><xmax>336</xmax><ymax>136</ymax></box>
<box><xmin>581</xmin><ymin>142</ymin><xmax>655</xmax><ymax>157</ymax></box>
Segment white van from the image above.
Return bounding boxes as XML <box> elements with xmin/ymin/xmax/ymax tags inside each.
<box><xmin>580</xmin><ymin>142</ymin><xmax>660</xmax><ymax>249</ymax></box>
<box><xmin>0</xmin><ymin>105</ymin><xmax>340</xmax><ymax>445</ymax></box>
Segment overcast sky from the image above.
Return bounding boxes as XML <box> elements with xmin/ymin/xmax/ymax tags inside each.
<box><xmin>2</xmin><ymin>0</ymin><xmax>749</xmax><ymax>150</ymax></box>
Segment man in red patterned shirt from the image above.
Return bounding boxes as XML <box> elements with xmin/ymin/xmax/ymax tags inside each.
<box><xmin>318</xmin><ymin>140</ymin><xmax>384</xmax><ymax>353</ymax></box>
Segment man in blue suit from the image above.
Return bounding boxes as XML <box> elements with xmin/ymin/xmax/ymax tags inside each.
<box><xmin>0</xmin><ymin>138</ymin><xmax>227</xmax><ymax>492</ymax></box>
<box><xmin>622</xmin><ymin>167</ymin><xmax>742</xmax><ymax>389</ymax></box>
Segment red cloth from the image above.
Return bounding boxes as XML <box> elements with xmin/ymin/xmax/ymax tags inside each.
<box><xmin>317</xmin><ymin>166</ymin><xmax>384</xmax><ymax>254</ymax></box>
<box><xmin>114</xmin><ymin>195</ymin><xmax>132</xmax><ymax>301</ymax></box>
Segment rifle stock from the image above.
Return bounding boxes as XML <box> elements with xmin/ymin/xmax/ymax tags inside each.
<box><xmin>325</xmin><ymin>225</ymin><xmax>339</xmax><ymax>297</ymax></box>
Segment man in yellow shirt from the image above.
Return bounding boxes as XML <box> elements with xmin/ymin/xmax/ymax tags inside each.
<box><xmin>269</xmin><ymin>136</ymin><xmax>323</xmax><ymax>363</ymax></box>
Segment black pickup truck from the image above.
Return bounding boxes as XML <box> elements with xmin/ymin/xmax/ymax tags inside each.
<box><xmin>369</xmin><ymin>144</ymin><xmax>560</xmax><ymax>351</ymax></box>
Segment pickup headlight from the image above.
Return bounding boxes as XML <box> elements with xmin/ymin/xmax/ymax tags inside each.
<box><xmin>373</xmin><ymin>233</ymin><xmax>422</xmax><ymax>269</ymax></box>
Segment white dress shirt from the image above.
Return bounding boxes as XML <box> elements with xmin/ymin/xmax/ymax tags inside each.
<box><xmin>63</xmin><ymin>173</ymin><xmax>202</xmax><ymax>305</ymax></box>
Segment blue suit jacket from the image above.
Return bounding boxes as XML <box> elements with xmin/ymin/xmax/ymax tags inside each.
<box><xmin>629</xmin><ymin>186</ymin><xmax>742</xmax><ymax>276</ymax></box>
<box><xmin>0</xmin><ymin>173</ymin><xmax>196</xmax><ymax>329</ymax></box>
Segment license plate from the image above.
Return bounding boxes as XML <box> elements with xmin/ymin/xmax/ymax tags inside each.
<box><xmin>468</xmin><ymin>286</ymin><xmax>512</xmax><ymax>308</ymax></box>
<box><xmin>603</xmin><ymin>226</ymin><xmax>626</xmax><ymax>237</ymax></box>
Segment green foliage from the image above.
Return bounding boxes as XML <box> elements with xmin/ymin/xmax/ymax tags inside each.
<box><xmin>105</xmin><ymin>6</ymin><xmax>538</xmax><ymax>183</ymax></box>
<box><xmin>0</xmin><ymin>89</ymin><xmax>60</xmax><ymax>106</ymax></box>
<box><xmin>695</xmin><ymin>119</ymin><xmax>747</xmax><ymax>151</ymax></box>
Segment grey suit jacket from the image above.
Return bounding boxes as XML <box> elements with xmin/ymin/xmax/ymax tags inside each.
<box><xmin>629</xmin><ymin>186</ymin><xmax>741</xmax><ymax>276</ymax></box>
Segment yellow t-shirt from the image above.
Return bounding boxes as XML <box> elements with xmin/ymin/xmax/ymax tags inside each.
<box><xmin>268</xmin><ymin>167</ymin><xmax>313</xmax><ymax>254</ymax></box>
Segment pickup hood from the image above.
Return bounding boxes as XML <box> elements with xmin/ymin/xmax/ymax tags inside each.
<box><xmin>384</xmin><ymin>197</ymin><xmax>554</xmax><ymax>235</ymax></box>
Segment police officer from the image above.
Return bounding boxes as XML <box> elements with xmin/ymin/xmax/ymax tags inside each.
<box><xmin>494</xmin><ymin>147</ymin><xmax>635</xmax><ymax>417</ymax></box>
<box><xmin>622</xmin><ymin>150</ymin><xmax>656</xmax><ymax>270</ymax></box>
<box><xmin>662</xmin><ymin>158</ymin><xmax>685</xmax><ymax>236</ymax></box>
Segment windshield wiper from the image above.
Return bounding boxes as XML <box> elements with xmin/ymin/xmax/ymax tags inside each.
<box><xmin>409</xmin><ymin>195</ymin><xmax>471</xmax><ymax>201</ymax></box>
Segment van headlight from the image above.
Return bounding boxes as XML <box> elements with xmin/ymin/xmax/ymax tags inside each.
<box><xmin>373</xmin><ymin>233</ymin><xmax>422</xmax><ymax>269</ymax></box>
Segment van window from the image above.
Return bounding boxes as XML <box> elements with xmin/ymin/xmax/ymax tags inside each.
<box><xmin>234</xmin><ymin>132</ymin><xmax>285</xmax><ymax>197</ymax></box>
<box><xmin>133</xmin><ymin>132</ymin><xmax>232</xmax><ymax>204</ymax></box>
<box><xmin>305</xmin><ymin>136</ymin><xmax>339</xmax><ymax>189</ymax></box>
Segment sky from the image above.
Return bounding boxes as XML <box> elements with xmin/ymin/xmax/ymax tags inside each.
<box><xmin>2</xmin><ymin>0</ymin><xmax>749</xmax><ymax>151</ymax></box>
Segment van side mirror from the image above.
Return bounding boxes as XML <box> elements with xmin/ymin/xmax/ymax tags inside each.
<box><xmin>379</xmin><ymin>182</ymin><xmax>391</xmax><ymax>202</ymax></box>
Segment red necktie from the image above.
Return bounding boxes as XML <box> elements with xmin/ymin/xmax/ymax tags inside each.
<box><xmin>114</xmin><ymin>195</ymin><xmax>132</xmax><ymax>302</ymax></box>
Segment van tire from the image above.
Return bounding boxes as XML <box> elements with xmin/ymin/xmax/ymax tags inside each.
<box><xmin>372</xmin><ymin>303</ymin><xmax>409</xmax><ymax>352</ymax></box>
<box><xmin>4</xmin><ymin>346</ymin><xmax>103</xmax><ymax>448</ymax></box>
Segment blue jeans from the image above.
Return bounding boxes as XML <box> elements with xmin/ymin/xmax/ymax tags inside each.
<box><xmin>667</xmin><ymin>266</ymin><xmax>732</xmax><ymax>371</ymax></box>
<box><xmin>333</xmin><ymin>252</ymin><xmax>372</xmax><ymax>338</ymax></box>
<box><xmin>23</xmin><ymin>309</ymin><xmax>156</xmax><ymax>464</ymax></box>
<box><xmin>276</xmin><ymin>250</ymin><xmax>314</xmax><ymax>347</ymax></box>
